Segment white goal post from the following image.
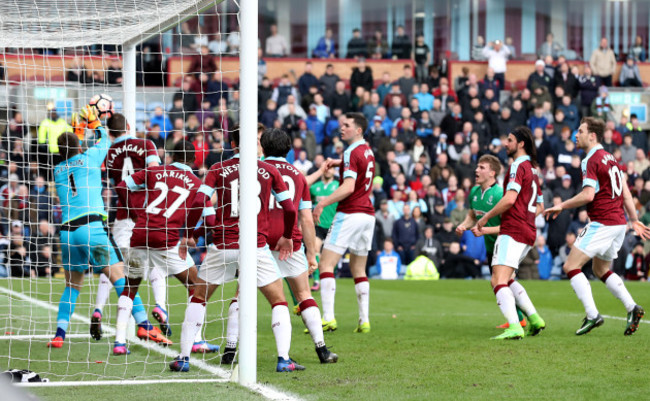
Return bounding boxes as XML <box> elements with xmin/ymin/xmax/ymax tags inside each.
<box><xmin>0</xmin><ymin>0</ymin><xmax>259</xmax><ymax>386</ymax></box>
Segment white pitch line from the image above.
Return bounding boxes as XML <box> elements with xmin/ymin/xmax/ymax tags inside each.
<box><xmin>601</xmin><ymin>314</ymin><xmax>650</xmax><ymax>324</ymax></box>
<box><xmin>0</xmin><ymin>334</ymin><xmax>101</xmax><ymax>340</ymax></box>
<box><xmin>14</xmin><ymin>378</ymin><xmax>228</xmax><ymax>387</ymax></box>
<box><xmin>0</xmin><ymin>285</ymin><xmax>302</xmax><ymax>401</ymax></box>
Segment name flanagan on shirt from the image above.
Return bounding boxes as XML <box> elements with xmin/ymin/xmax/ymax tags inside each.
<box><xmin>107</xmin><ymin>143</ymin><xmax>145</xmax><ymax>165</ymax></box>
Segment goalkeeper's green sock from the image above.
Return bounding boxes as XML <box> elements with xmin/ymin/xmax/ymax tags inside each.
<box><xmin>284</xmin><ymin>277</ymin><xmax>298</xmax><ymax>306</ymax></box>
<box><xmin>516</xmin><ymin>306</ymin><xmax>525</xmax><ymax>322</ymax></box>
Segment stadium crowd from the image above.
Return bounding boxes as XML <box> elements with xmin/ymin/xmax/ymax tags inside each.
<box><xmin>1</xmin><ymin>25</ymin><xmax>650</xmax><ymax>283</ymax></box>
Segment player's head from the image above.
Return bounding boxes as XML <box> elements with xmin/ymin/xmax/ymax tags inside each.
<box><xmin>475</xmin><ymin>154</ymin><xmax>501</xmax><ymax>185</ymax></box>
<box><xmin>106</xmin><ymin>113</ymin><xmax>129</xmax><ymax>137</ymax></box>
<box><xmin>57</xmin><ymin>132</ymin><xmax>82</xmax><ymax>160</ymax></box>
<box><xmin>341</xmin><ymin>112</ymin><xmax>368</xmax><ymax>143</ymax></box>
<box><xmin>260</xmin><ymin>128</ymin><xmax>291</xmax><ymax>158</ymax></box>
<box><xmin>576</xmin><ymin>117</ymin><xmax>605</xmax><ymax>149</ymax></box>
<box><xmin>171</xmin><ymin>140</ymin><xmax>196</xmax><ymax>165</ymax></box>
<box><xmin>231</xmin><ymin>125</ymin><xmax>241</xmax><ymax>149</ymax></box>
<box><xmin>506</xmin><ymin>126</ymin><xmax>537</xmax><ymax>167</ymax></box>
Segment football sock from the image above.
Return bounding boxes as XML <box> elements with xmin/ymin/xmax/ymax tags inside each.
<box><xmin>313</xmin><ymin>267</ymin><xmax>320</xmax><ymax>282</ymax></box>
<box><xmin>284</xmin><ymin>278</ymin><xmax>298</xmax><ymax>306</ymax></box>
<box><xmin>115</xmin><ymin>296</ymin><xmax>133</xmax><ymax>344</ymax></box>
<box><xmin>508</xmin><ymin>280</ymin><xmax>537</xmax><ymax>317</ymax></box>
<box><xmin>568</xmin><ymin>269</ymin><xmax>599</xmax><ymax>319</ymax></box>
<box><xmin>494</xmin><ymin>285</ymin><xmax>519</xmax><ymax>326</ymax></box>
<box><xmin>516</xmin><ymin>307</ymin><xmax>525</xmax><ymax>321</ymax></box>
<box><xmin>271</xmin><ymin>303</ymin><xmax>291</xmax><ymax>360</ymax></box>
<box><xmin>320</xmin><ymin>273</ymin><xmax>336</xmax><ymax>321</ymax></box>
<box><xmin>602</xmin><ymin>271</ymin><xmax>636</xmax><ymax>312</ymax></box>
<box><xmin>94</xmin><ymin>273</ymin><xmax>111</xmax><ymax>314</ymax></box>
<box><xmin>180</xmin><ymin>298</ymin><xmax>206</xmax><ymax>358</ymax></box>
<box><xmin>354</xmin><ymin>277</ymin><xmax>370</xmax><ymax>325</ymax></box>
<box><xmin>113</xmin><ymin>278</ymin><xmax>150</xmax><ymax>328</ymax></box>
<box><xmin>299</xmin><ymin>298</ymin><xmax>325</xmax><ymax>348</ymax></box>
<box><xmin>225</xmin><ymin>299</ymin><xmax>239</xmax><ymax>349</ymax></box>
<box><xmin>149</xmin><ymin>266</ymin><xmax>167</xmax><ymax>310</ymax></box>
<box><xmin>56</xmin><ymin>286</ymin><xmax>80</xmax><ymax>337</ymax></box>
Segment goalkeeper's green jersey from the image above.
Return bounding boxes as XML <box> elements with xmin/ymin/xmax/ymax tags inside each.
<box><xmin>469</xmin><ymin>183</ymin><xmax>502</xmax><ymax>254</ymax></box>
<box><xmin>310</xmin><ymin>179</ymin><xmax>339</xmax><ymax>229</ymax></box>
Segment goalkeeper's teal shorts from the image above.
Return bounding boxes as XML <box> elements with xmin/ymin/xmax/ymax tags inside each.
<box><xmin>60</xmin><ymin>218</ymin><xmax>123</xmax><ymax>273</ymax></box>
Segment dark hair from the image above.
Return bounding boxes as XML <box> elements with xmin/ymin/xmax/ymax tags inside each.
<box><xmin>581</xmin><ymin>117</ymin><xmax>606</xmax><ymax>143</ymax></box>
<box><xmin>231</xmin><ymin>125</ymin><xmax>240</xmax><ymax>148</ymax></box>
<box><xmin>478</xmin><ymin>154</ymin><xmax>502</xmax><ymax>176</ymax></box>
<box><xmin>345</xmin><ymin>112</ymin><xmax>368</xmax><ymax>134</ymax></box>
<box><xmin>510</xmin><ymin>126</ymin><xmax>538</xmax><ymax>167</ymax></box>
<box><xmin>171</xmin><ymin>140</ymin><xmax>196</xmax><ymax>164</ymax></box>
<box><xmin>58</xmin><ymin>132</ymin><xmax>81</xmax><ymax>160</ymax></box>
<box><xmin>107</xmin><ymin>113</ymin><xmax>128</xmax><ymax>136</ymax></box>
<box><xmin>260</xmin><ymin>128</ymin><xmax>291</xmax><ymax>158</ymax></box>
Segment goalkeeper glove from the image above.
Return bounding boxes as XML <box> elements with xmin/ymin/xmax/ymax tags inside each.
<box><xmin>70</xmin><ymin>112</ymin><xmax>87</xmax><ymax>140</ymax></box>
<box><xmin>80</xmin><ymin>104</ymin><xmax>101</xmax><ymax>129</ymax></box>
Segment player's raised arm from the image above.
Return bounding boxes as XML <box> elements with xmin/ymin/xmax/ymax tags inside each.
<box><xmin>80</xmin><ymin>105</ymin><xmax>112</xmax><ymax>163</ymax></box>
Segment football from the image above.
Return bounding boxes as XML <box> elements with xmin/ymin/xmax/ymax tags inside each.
<box><xmin>89</xmin><ymin>93</ymin><xmax>114</xmax><ymax>119</ymax></box>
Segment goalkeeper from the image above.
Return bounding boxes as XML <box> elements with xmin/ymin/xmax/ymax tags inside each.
<box><xmin>48</xmin><ymin>106</ymin><xmax>169</xmax><ymax>349</ymax></box>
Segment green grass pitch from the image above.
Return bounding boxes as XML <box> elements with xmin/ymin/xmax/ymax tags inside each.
<box><xmin>1</xmin><ymin>278</ymin><xmax>649</xmax><ymax>400</ymax></box>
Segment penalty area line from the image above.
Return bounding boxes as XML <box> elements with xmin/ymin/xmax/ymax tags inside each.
<box><xmin>14</xmin><ymin>378</ymin><xmax>229</xmax><ymax>387</ymax></box>
<box><xmin>0</xmin><ymin>286</ymin><xmax>302</xmax><ymax>401</ymax></box>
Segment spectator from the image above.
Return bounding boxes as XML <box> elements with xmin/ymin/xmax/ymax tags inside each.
<box><xmin>350</xmin><ymin>58</ymin><xmax>374</xmax><ymax>93</ymax></box>
<box><xmin>293</xmin><ymin>149</ymin><xmax>313</xmax><ymax>175</ymax></box>
<box><xmin>479</xmin><ymin>67</ymin><xmax>501</xmax><ymax>100</ymax></box>
<box><xmin>472</xmin><ymin>35</ymin><xmax>486</xmax><ymax>61</ymax></box>
<box><xmin>376</xmin><ymin>199</ymin><xmax>396</xmax><ymax>238</ymax></box>
<box><xmin>439</xmin><ymin>241</ymin><xmax>480</xmax><ymax>279</ymax></box>
<box><xmin>398</xmin><ymin>65</ymin><xmax>417</xmax><ymax>99</ymax></box>
<box><xmin>628</xmin><ymin>35</ymin><xmax>647</xmax><ymax>62</ymax></box>
<box><xmin>553</xmin><ymin>62</ymin><xmax>578</xmax><ymax>98</ymax></box>
<box><xmin>29</xmin><ymin>219</ymin><xmax>56</xmax><ymax>277</ymax></box>
<box><xmin>66</xmin><ymin>56</ymin><xmax>88</xmax><ymax>83</ymax></box>
<box><xmin>391</xmin><ymin>25</ymin><xmax>412</xmax><ymax>60</ymax></box>
<box><xmin>265</xmin><ymin>24</ymin><xmax>289</xmax><ymax>57</ymax></box>
<box><xmin>257</xmin><ymin>47</ymin><xmax>267</xmax><ymax>85</ymax></box>
<box><xmin>416</xmin><ymin>226</ymin><xmax>443</xmax><ymax>267</ymax></box>
<box><xmin>590</xmin><ymin>37</ymin><xmax>617</xmax><ymax>87</ymax></box>
<box><xmin>619</xmin><ymin>56</ymin><xmax>643</xmax><ymax>87</ymax></box>
<box><xmin>271</xmin><ymin>74</ymin><xmax>298</xmax><ymax>108</ymax></box>
<box><xmin>327</xmin><ymin>80</ymin><xmax>351</xmax><ymax>113</ymax></box>
<box><xmin>192</xmin><ymin>132</ymin><xmax>209</xmax><ymax>168</ymax></box>
<box><xmin>281</xmin><ymin>104</ymin><xmax>301</xmax><ymax>136</ymax></box>
<box><xmin>625</xmin><ymin>243</ymin><xmax>648</xmax><ymax>281</ymax></box>
<box><xmin>547</xmin><ymin>195</ymin><xmax>572</xmax><ymax>256</ymax></box>
<box><xmin>313</xmin><ymin>28</ymin><xmax>336</xmax><ymax>59</ymax></box>
<box><xmin>412</xmin><ymin>35</ymin><xmax>430</xmax><ymax>83</ymax></box>
<box><xmin>37</xmin><ymin>105</ymin><xmax>71</xmax><ymax>159</ymax></box>
<box><xmin>146</xmin><ymin>124</ymin><xmax>164</xmax><ymax>149</ymax></box>
<box><xmin>392</xmin><ymin>204</ymin><xmax>419</xmax><ymax>265</ymax></box>
<box><xmin>297</xmin><ymin>62</ymin><xmax>319</xmax><ymax>97</ymax></box>
<box><xmin>519</xmin><ymin>245</ymin><xmax>540</xmax><ymax>280</ymax></box>
<box><xmin>362</xmin><ymin>92</ymin><xmax>381</xmax><ymax>122</ymax></box>
<box><xmin>368</xmin><ymin>29</ymin><xmax>389</xmax><ymax>59</ymax></box>
<box><xmin>7</xmin><ymin>221</ymin><xmax>30</xmax><ymax>277</ymax></box>
<box><xmin>590</xmin><ymin>86</ymin><xmax>613</xmax><ymax>122</ymax></box>
<box><xmin>578</xmin><ymin>65</ymin><xmax>599</xmax><ymax>118</ymax></box>
<box><xmin>260</xmin><ymin>99</ymin><xmax>278</xmax><ymax>128</ymax></box>
<box><xmin>527</xmin><ymin>59</ymin><xmax>552</xmax><ymax>91</ymax></box>
<box><xmin>552</xmin><ymin>231</ymin><xmax>577</xmax><ymax>274</ymax></box>
<box><xmin>557</xmin><ymin>96</ymin><xmax>579</xmax><ymax>131</ymax></box>
<box><xmin>30</xmin><ymin>175</ymin><xmax>51</xmax><ymax>222</ymax></box>
<box><xmin>346</xmin><ymin>28</ymin><xmax>368</xmax><ymax>59</ymax></box>
<box><xmin>505</xmin><ymin>36</ymin><xmax>516</xmax><ymax>59</ymax></box>
<box><xmin>206</xmin><ymin>70</ymin><xmax>229</xmax><ymax>108</ymax></box>
<box><xmin>535</xmin><ymin>236</ymin><xmax>553</xmax><ymax>280</ymax></box>
<box><xmin>319</xmin><ymin>64</ymin><xmax>340</xmax><ymax>98</ymax></box>
<box><xmin>538</xmin><ymin>32</ymin><xmax>563</xmax><ymax>59</ymax></box>
<box><xmin>371</xmin><ymin>239</ymin><xmax>403</xmax><ymax>279</ymax></box>
<box><xmin>188</xmin><ymin>45</ymin><xmax>216</xmax><ymax>75</ymax></box>
<box><xmin>208</xmin><ymin>33</ymin><xmax>227</xmax><ymax>55</ymax></box>
<box><xmin>449</xmin><ymin>189</ymin><xmax>468</xmax><ymax>228</ymax></box>
<box><xmin>226</xmin><ymin>31</ymin><xmax>241</xmax><ymax>54</ymax></box>
<box><xmin>306</xmin><ymin>105</ymin><xmax>325</xmax><ymax>146</ymax></box>
<box><xmin>481</xmin><ymin>39</ymin><xmax>510</xmax><ymax>90</ymax></box>
<box><xmin>294</xmin><ymin>120</ymin><xmax>317</xmax><ymax>159</ymax></box>
<box><xmin>174</xmin><ymin>78</ymin><xmax>199</xmax><ymax>115</ymax></box>
<box><xmin>277</xmin><ymin>94</ymin><xmax>307</xmax><ymax>122</ymax></box>
<box><xmin>413</xmin><ymin>83</ymin><xmax>434</xmax><ymax>112</ymax></box>
<box><xmin>313</xmin><ymin>93</ymin><xmax>331</xmax><ymax>124</ymax></box>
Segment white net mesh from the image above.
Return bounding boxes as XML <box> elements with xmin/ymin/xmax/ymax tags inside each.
<box><xmin>0</xmin><ymin>0</ymin><xmax>243</xmax><ymax>383</ymax></box>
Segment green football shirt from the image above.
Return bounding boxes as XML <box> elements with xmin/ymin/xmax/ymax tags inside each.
<box><xmin>310</xmin><ymin>179</ymin><xmax>339</xmax><ymax>229</ymax></box>
<box><xmin>469</xmin><ymin>183</ymin><xmax>503</xmax><ymax>254</ymax></box>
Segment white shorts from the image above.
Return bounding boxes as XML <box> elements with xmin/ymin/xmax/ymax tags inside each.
<box><xmin>272</xmin><ymin>245</ymin><xmax>308</xmax><ymax>279</ymax></box>
<box><xmin>324</xmin><ymin>212</ymin><xmax>376</xmax><ymax>256</ymax></box>
<box><xmin>492</xmin><ymin>235</ymin><xmax>532</xmax><ymax>270</ymax></box>
<box><xmin>199</xmin><ymin>245</ymin><xmax>281</xmax><ymax>287</ymax></box>
<box><xmin>125</xmin><ymin>242</ymin><xmax>195</xmax><ymax>279</ymax></box>
<box><xmin>112</xmin><ymin>218</ymin><xmax>135</xmax><ymax>251</ymax></box>
<box><xmin>575</xmin><ymin>222</ymin><xmax>626</xmax><ymax>261</ymax></box>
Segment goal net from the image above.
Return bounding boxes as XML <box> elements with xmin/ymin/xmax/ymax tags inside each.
<box><xmin>0</xmin><ymin>0</ymin><xmax>256</xmax><ymax>386</ymax></box>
